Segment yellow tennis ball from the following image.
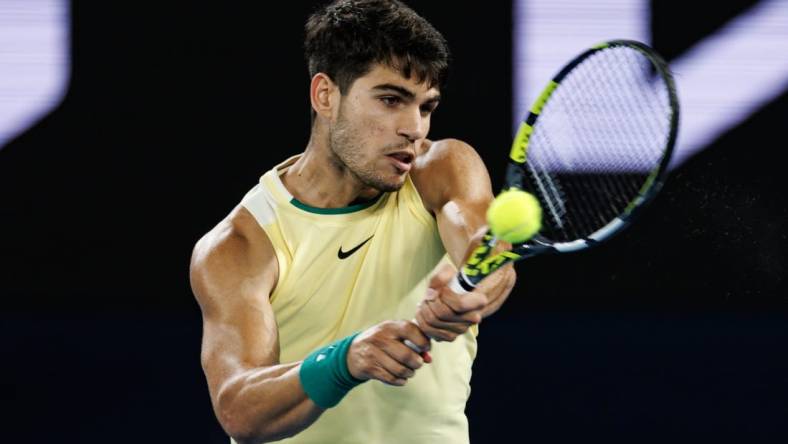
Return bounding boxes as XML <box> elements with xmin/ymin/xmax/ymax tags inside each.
<box><xmin>487</xmin><ymin>190</ymin><xmax>542</xmax><ymax>243</ymax></box>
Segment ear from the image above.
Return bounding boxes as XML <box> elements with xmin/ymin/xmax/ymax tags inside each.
<box><xmin>310</xmin><ymin>73</ymin><xmax>340</xmax><ymax>120</ymax></box>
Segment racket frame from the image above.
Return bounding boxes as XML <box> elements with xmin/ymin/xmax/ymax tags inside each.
<box><xmin>454</xmin><ymin>39</ymin><xmax>680</xmax><ymax>293</ymax></box>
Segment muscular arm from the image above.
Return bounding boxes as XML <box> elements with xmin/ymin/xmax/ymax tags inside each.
<box><xmin>191</xmin><ymin>206</ymin><xmax>431</xmax><ymax>443</ymax></box>
<box><xmin>190</xmin><ymin>206</ymin><xmax>321</xmax><ymax>443</ymax></box>
<box><xmin>412</xmin><ymin>139</ymin><xmax>516</xmax><ymax>336</ymax></box>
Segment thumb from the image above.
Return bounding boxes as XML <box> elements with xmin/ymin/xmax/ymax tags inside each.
<box><xmin>428</xmin><ymin>262</ymin><xmax>456</xmax><ymax>290</ymax></box>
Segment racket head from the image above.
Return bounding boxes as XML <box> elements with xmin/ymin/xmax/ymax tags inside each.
<box><xmin>459</xmin><ymin>40</ymin><xmax>679</xmax><ymax>288</ymax></box>
<box><xmin>508</xmin><ymin>39</ymin><xmax>679</xmax><ymax>252</ymax></box>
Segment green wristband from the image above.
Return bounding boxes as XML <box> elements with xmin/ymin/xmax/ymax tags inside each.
<box><xmin>299</xmin><ymin>332</ymin><xmax>365</xmax><ymax>408</ymax></box>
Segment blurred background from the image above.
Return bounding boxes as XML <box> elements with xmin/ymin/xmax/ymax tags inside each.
<box><xmin>1</xmin><ymin>0</ymin><xmax>786</xmax><ymax>442</ymax></box>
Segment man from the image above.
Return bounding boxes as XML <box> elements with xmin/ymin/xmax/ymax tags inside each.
<box><xmin>189</xmin><ymin>1</ymin><xmax>516</xmax><ymax>442</ymax></box>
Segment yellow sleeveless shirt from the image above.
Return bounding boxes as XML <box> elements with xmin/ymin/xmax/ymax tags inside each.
<box><xmin>237</xmin><ymin>156</ymin><xmax>477</xmax><ymax>444</ymax></box>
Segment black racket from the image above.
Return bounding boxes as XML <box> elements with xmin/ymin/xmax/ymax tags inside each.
<box><xmin>448</xmin><ymin>39</ymin><xmax>680</xmax><ymax>294</ymax></box>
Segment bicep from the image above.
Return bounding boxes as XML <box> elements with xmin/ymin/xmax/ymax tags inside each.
<box><xmin>190</xmin><ymin>211</ymin><xmax>280</xmax><ymax>404</ymax></box>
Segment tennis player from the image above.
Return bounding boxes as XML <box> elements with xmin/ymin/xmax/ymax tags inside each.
<box><xmin>189</xmin><ymin>1</ymin><xmax>515</xmax><ymax>442</ymax></box>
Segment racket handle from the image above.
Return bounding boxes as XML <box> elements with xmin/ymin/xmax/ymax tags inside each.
<box><xmin>403</xmin><ymin>339</ymin><xmax>421</xmax><ymax>353</ymax></box>
<box><xmin>403</xmin><ymin>336</ymin><xmax>432</xmax><ymax>362</ymax></box>
<box><xmin>448</xmin><ymin>273</ymin><xmax>471</xmax><ymax>295</ymax></box>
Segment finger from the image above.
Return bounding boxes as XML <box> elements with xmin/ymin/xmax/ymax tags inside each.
<box><xmin>371</xmin><ymin>368</ymin><xmax>408</xmax><ymax>387</ymax></box>
<box><xmin>382</xmin><ymin>338</ymin><xmax>426</xmax><ymax>371</ymax></box>
<box><xmin>419</xmin><ymin>301</ymin><xmax>476</xmax><ymax>333</ymax></box>
<box><xmin>415</xmin><ymin>311</ymin><xmax>457</xmax><ymax>342</ymax></box>
<box><xmin>423</xmin><ymin>286</ymin><xmax>439</xmax><ymax>303</ymax></box>
<box><xmin>427</xmin><ymin>291</ymin><xmax>484</xmax><ymax>322</ymax></box>
<box><xmin>373</xmin><ymin>352</ymin><xmax>416</xmax><ymax>385</ymax></box>
<box><xmin>439</xmin><ymin>288</ymin><xmax>488</xmax><ymax>315</ymax></box>
<box><xmin>378</xmin><ymin>350</ymin><xmax>417</xmax><ymax>379</ymax></box>
<box><xmin>401</xmin><ymin>330</ymin><xmax>433</xmax><ymax>364</ymax></box>
<box><xmin>397</xmin><ymin>320</ymin><xmax>431</xmax><ymax>352</ymax></box>
<box><xmin>415</xmin><ymin>307</ymin><xmax>463</xmax><ymax>342</ymax></box>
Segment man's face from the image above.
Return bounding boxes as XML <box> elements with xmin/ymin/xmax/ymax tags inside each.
<box><xmin>328</xmin><ymin>64</ymin><xmax>441</xmax><ymax>192</ymax></box>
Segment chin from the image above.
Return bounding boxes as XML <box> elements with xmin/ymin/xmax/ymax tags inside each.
<box><xmin>360</xmin><ymin>167</ymin><xmax>407</xmax><ymax>192</ymax></box>
<box><xmin>374</xmin><ymin>176</ymin><xmax>406</xmax><ymax>192</ymax></box>
<box><xmin>378</xmin><ymin>182</ymin><xmax>404</xmax><ymax>193</ymax></box>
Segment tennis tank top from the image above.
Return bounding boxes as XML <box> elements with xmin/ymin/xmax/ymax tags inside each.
<box><xmin>236</xmin><ymin>155</ymin><xmax>477</xmax><ymax>444</ymax></box>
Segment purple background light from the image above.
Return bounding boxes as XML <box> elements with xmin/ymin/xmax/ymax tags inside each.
<box><xmin>0</xmin><ymin>0</ymin><xmax>69</xmax><ymax>151</ymax></box>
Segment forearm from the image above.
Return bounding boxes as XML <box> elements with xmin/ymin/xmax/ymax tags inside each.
<box><xmin>476</xmin><ymin>264</ymin><xmax>516</xmax><ymax>318</ymax></box>
<box><xmin>216</xmin><ymin>362</ymin><xmax>322</xmax><ymax>444</ymax></box>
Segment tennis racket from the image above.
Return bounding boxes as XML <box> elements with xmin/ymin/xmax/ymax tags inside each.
<box><xmin>448</xmin><ymin>39</ymin><xmax>680</xmax><ymax>294</ymax></box>
<box><xmin>405</xmin><ymin>39</ymin><xmax>678</xmax><ymax>354</ymax></box>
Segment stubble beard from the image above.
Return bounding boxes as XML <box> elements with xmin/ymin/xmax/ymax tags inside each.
<box><xmin>328</xmin><ymin>108</ymin><xmax>403</xmax><ymax>193</ymax></box>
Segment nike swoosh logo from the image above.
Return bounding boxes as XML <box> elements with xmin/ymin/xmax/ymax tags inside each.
<box><xmin>337</xmin><ymin>235</ymin><xmax>374</xmax><ymax>259</ymax></box>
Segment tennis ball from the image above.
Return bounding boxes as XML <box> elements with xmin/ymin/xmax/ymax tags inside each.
<box><xmin>487</xmin><ymin>190</ymin><xmax>542</xmax><ymax>243</ymax></box>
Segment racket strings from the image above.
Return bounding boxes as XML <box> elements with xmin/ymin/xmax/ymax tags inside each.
<box><xmin>528</xmin><ymin>74</ymin><xmax>641</xmax><ymax>239</ymax></box>
<box><xmin>523</xmin><ymin>130</ymin><xmax>568</xmax><ymax>229</ymax></box>
<box><xmin>529</xmin><ymin>68</ymin><xmax>628</xmax><ymax>239</ymax></box>
<box><xmin>573</xmin><ymin>67</ymin><xmax>647</xmax><ymax>211</ymax></box>
<box><xmin>561</xmin><ymin>81</ymin><xmax>640</xmax><ymax>237</ymax></box>
<box><xmin>522</xmin><ymin>45</ymin><xmax>674</xmax><ymax>243</ymax></box>
<box><xmin>556</xmin><ymin>72</ymin><xmax>642</xmax><ymax>229</ymax></box>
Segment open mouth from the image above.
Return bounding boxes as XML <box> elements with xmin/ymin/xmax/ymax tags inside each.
<box><xmin>386</xmin><ymin>151</ymin><xmax>415</xmax><ymax>173</ymax></box>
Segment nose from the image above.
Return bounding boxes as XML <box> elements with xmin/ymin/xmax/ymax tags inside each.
<box><xmin>396</xmin><ymin>106</ymin><xmax>427</xmax><ymax>142</ymax></box>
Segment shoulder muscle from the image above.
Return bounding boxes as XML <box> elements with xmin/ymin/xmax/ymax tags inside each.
<box><xmin>190</xmin><ymin>205</ymin><xmax>280</xmax><ymax>376</ymax></box>
<box><xmin>412</xmin><ymin>138</ymin><xmax>493</xmax><ymax>214</ymax></box>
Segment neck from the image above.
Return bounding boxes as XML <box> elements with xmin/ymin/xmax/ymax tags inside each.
<box><xmin>281</xmin><ymin>130</ymin><xmax>381</xmax><ymax>209</ymax></box>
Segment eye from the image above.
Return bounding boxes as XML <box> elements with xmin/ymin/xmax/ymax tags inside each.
<box><xmin>380</xmin><ymin>96</ymin><xmax>402</xmax><ymax>106</ymax></box>
<box><xmin>420</xmin><ymin>103</ymin><xmax>438</xmax><ymax>116</ymax></box>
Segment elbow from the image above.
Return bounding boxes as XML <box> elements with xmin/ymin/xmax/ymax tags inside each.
<box><xmin>216</xmin><ymin>388</ymin><xmax>296</xmax><ymax>444</ymax></box>
<box><xmin>219</xmin><ymin>406</ymin><xmax>272</xmax><ymax>444</ymax></box>
<box><xmin>231</xmin><ymin>434</ymin><xmax>266</xmax><ymax>444</ymax></box>
<box><xmin>216</xmin><ymin>387</ymin><xmax>263</xmax><ymax>443</ymax></box>
<box><xmin>224</xmin><ymin>419</ymin><xmax>299</xmax><ymax>444</ymax></box>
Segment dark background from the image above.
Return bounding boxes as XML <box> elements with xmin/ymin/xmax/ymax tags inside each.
<box><xmin>1</xmin><ymin>1</ymin><xmax>786</xmax><ymax>442</ymax></box>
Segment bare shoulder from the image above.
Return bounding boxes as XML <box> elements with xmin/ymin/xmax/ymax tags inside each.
<box><xmin>411</xmin><ymin>138</ymin><xmax>493</xmax><ymax>213</ymax></box>
<box><xmin>189</xmin><ymin>205</ymin><xmax>279</xmax><ymax>314</ymax></box>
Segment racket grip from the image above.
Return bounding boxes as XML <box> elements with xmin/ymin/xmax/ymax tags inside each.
<box><xmin>404</xmin><ymin>317</ymin><xmax>429</xmax><ymax>354</ymax></box>
<box><xmin>449</xmin><ymin>272</ymin><xmax>474</xmax><ymax>294</ymax></box>
<box><xmin>403</xmin><ymin>339</ymin><xmax>421</xmax><ymax>353</ymax></box>
<box><xmin>449</xmin><ymin>272</ymin><xmax>468</xmax><ymax>294</ymax></box>
<box><xmin>403</xmin><ymin>336</ymin><xmax>432</xmax><ymax>362</ymax></box>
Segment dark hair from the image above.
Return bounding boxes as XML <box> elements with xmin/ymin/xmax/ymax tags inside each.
<box><xmin>304</xmin><ymin>0</ymin><xmax>450</xmax><ymax>95</ymax></box>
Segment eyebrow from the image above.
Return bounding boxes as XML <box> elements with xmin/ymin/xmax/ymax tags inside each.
<box><xmin>372</xmin><ymin>83</ymin><xmax>441</xmax><ymax>104</ymax></box>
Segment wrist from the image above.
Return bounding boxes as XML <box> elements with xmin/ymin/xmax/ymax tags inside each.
<box><xmin>299</xmin><ymin>332</ymin><xmax>364</xmax><ymax>408</ymax></box>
